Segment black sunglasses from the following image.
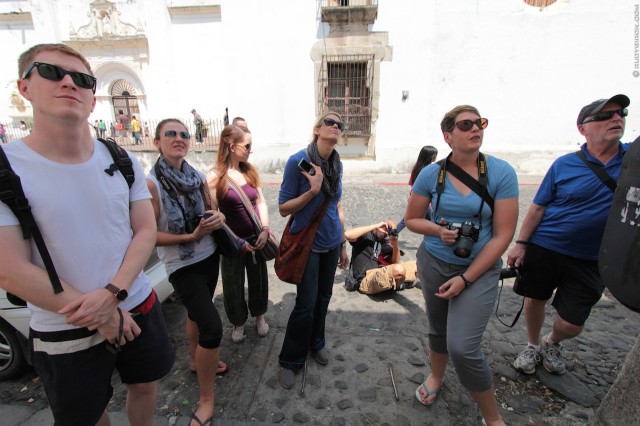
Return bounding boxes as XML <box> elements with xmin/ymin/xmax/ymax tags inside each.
<box><xmin>449</xmin><ymin>118</ymin><xmax>489</xmax><ymax>132</ymax></box>
<box><xmin>22</xmin><ymin>62</ymin><xmax>97</xmax><ymax>93</ymax></box>
<box><xmin>323</xmin><ymin>118</ymin><xmax>345</xmax><ymax>131</ymax></box>
<box><xmin>582</xmin><ymin>108</ymin><xmax>628</xmax><ymax>124</ymax></box>
<box><xmin>164</xmin><ymin>130</ymin><xmax>191</xmax><ymax>139</ymax></box>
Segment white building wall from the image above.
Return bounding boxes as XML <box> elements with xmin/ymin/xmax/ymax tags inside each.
<box><xmin>0</xmin><ymin>0</ymin><xmax>637</xmax><ymax>174</ymax></box>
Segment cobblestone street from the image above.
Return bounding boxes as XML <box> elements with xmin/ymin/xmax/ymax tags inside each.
<box><xmin>1</xmin><ymin>174</ymin><xmax>638</xmax><ymax>425</ymax></box>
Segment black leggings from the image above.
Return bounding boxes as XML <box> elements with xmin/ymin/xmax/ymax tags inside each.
<box><xmin>169</xmin><ymin>253</ymin><xmax>222</xmax><ymax>349</ymax></box>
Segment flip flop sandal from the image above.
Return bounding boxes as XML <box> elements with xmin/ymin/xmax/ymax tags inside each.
<box><xmin>190</xmin><ymin>412</ymin><xmax>213</xmax><ymax>426</ymax></box>
<box><xmin>415</xmin><ymin>380</ymin><xmax>443</xmax><ymax>406</ymax></box>
<box><xmin>190</xmin><ymin>360</ymin><xmax>228</xmax><ymax>375</ymax></box>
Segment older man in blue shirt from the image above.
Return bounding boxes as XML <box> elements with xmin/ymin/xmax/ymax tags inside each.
<box><xmin>508</xmin><ymin>94</ymin><xmax>631</xmax><ymax>376</ymax></box>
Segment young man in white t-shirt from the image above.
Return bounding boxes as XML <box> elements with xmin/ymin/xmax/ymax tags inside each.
<box><xmin>0</xmin><ymin>43</ymin><xmax>174</xmax><ymax>426</ymax></box>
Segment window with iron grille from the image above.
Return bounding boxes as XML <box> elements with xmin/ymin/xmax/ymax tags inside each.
<box><xmin>319</xmin><ymin>54</ymin><xmax>374</xmax><ymax>136</ymax></box>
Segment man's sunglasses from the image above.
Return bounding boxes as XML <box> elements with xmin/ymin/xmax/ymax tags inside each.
<box><xmin>582</xmin><ymin>108</ymin><xmax>628</xmax><ymax>124</ymax></box>
<box><xmin>22</xmin><ymin>62</ymin><xmax>97</xmax><ymax>93</ymax></box>
<box><xmin>323</xmin><ymin>118</ymin><xmax>345</xmax><ymax>131</ymax></box>
<box><xmin>449</xmin><ymin>118</ymin><xmax>489</xmax><ymax>132</ymax></box>
<box><xmin>165</xmin><ymin>130</ymin><xmax>191</xmax><ymax>139</ymax></box>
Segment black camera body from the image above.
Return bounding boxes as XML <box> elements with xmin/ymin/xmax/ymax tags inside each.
<box><xmin>499</xmin><ymin>267</ymin><xmax>520</xmax><ymax>280</ymax></box>
<box><xmin>447</xmin><ymin>220</ymin><xmax>480</xmax><ymax>258</ymax></box>
<box><xmin>388</xmin><ymin>228</ymin><xmax>398</xmax><ymax>237</ymax></box>
<box><xmin>185</xmin><ymin>213</ymin><xmax>212</xmax><ymax>234</ymax></box>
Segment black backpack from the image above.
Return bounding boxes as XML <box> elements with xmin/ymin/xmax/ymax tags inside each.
<box><xmin>0</xmin><ymin>138</ymin><xmax>134</xmax><ymax>306</ymax></box>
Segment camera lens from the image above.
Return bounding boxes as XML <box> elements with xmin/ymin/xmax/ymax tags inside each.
<box><xmin>453</xmin><ymin>236</ymin><xmax>475</xmax><ymax>258</ymax></box>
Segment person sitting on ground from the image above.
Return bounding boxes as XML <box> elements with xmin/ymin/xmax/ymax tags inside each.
<box><xmin>344</xmin><ymin>220</ymin><xmax>418</xmax><ymax>294</ymax></box>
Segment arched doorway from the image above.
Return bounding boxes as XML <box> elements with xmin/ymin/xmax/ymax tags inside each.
<box><xmin>110</xmin><ymin>79</ymin><xmax>139</xmax><ymax>119</ymax></box>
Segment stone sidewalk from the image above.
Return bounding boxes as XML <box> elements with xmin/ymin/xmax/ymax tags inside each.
<box><xmin>1</xmin><ymin>174</ymin><xmax>638</xmax><ymax>425</ymax></box>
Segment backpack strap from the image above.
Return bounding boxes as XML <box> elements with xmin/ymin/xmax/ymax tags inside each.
<box><xmin>99</xmin><ymin>138</ymin><xmax>134</xmax><ymax>188</ymax></box>
<box><xmin>0</xmin><ymin>146</ymin><xmax>63</xmax><ymax>294</ymax></box>
<box><xmin>575</xmin><ymin>150</ymin><xmax>617</xmax><ymax>192</ymax></box>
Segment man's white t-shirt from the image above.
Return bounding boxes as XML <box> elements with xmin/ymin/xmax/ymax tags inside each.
<box><xmin>0</xmin><ymin>139</ymin><xmax>153</xmax><ymax>332</ymax></box>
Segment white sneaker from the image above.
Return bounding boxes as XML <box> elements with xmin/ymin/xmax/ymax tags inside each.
<box><xmin>232</xmin><ymin>324</ymin><xmax>245</xmax><ymax>343</ymax></box>
<box><xmin>542</xmin><ymin>336</ymin><xmax>566</xmax><ymax>374</ymax></box>
<box><xmin>513</xmin><ymin>346</ymin><xmax>541</xmax><ymax>374</ymax></box>
<box><xmin>256</xmin><ymin>320</ymin><xmax>269</xmax><ymax>337</ymax></box>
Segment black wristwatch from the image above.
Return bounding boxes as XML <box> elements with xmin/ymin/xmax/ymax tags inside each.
<box><xmin>459</xmin><ymin>273</ymin><xmax>473</xmax><ymax>288</ymax></box>
<box><xmin>105</xmin><ymin>283</ymin><xmax>128</xmax><ymax>302</ymax></box>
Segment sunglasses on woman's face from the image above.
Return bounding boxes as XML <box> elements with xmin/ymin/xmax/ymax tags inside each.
<box><xmin>164</xmin><ymin>130</ymin><xmax>190</xmax><ymax>139</ymax></box>
<box><xmin>238</xmin><ymin>143</ymin><xmax>252</xmax><ymax>152</ymax></box>
<box><xmin>449</xmin><ymin>118</ymin><xmax>489</xmax><ymax>132</ymax></box>
<box><xmin>22</xmin><ymin>62</ymin><xmax>97</xmax><ymax>93</ymax></box>
<box><xmin>582</xmin><ymin>108</ymin><xmax>628</xmax><ymax>124</ymax></box>
<box><xmin>323</xmin><ymin>118</ymin><xmax>345</xmax><ymax>131</ymax></box>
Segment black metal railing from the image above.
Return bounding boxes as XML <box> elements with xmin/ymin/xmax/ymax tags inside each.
<box><xmin>0</xmin><ymin>117</ymin><xmax>225</xmax><ymax>151</ymax></box>
<box><xmin>321</xmin><ymin>0</ymin><xmax>378</xmax><ymax>7</ymax></box>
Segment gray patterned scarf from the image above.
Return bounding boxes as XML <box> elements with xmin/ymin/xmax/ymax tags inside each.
<box><xmin>306</xmin><ymin>141</ymin><xmax>342</xmax><ymax>198</ymax></box>
<box><xmin>153</xmin><ymin>156</ymin><xmax>206</xmax><ymax>259</ymax></box>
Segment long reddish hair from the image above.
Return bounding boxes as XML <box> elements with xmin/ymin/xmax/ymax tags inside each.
<box><xmin>213</xmin><ymin>125</ymin><xmax>260</xmax><ymax>200</ymax></box>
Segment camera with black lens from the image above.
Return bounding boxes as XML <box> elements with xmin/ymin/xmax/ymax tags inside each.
<box><xmin>185</xmin><ymin>216</ymin><xmax>202</xmax><ymax>234</ymax></box>
<box><xmin>447</xmin><ymin>221</ymin><xmax>480</xmax><ymax>258</ymax></box>
<box><xmin>388</xmin><ymin>228</ymin><xmax>399</xmax><ymax>237</ymax></box>
<box><xmin>499</xmin><ymin>267</ymin><xmax>520</xmax><ymax>280</ymax></box>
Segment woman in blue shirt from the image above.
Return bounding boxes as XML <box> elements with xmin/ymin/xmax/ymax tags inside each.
<box><xmin>277</xmin><ymin>111</ymin><xmax>349</xmax><ymax>389</ymax></box>
<box><xmin>406</xmin><ymin>105</ymin><xmax>518</xmax><ymax>426</ymax></box>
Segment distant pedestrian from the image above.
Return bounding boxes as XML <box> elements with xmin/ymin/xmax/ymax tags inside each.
<box><xmin>117</xmin><ymin>109</ymin><xmax>130</xmax><ymax>140</ymax></box>
<box><xmin>98</xmin><ymin>119</ymin><xmax>106</xmax><ymax>138</ymax></box>
<box><xmin>0</xmin><ymin>123</ymin><xmax>6</xmax><ymax>144</ymax></box>
<box><xmin>131</xmin><ymin>115</ymin><xmax>142</xmax><ymax>145</ymax></box>
<box><xmin>397</xmin><ymin>145</ymin><xmax>438</xmax><ymax>233</ymax></box>
<box><xmin>109</xmin><ymin>121</ymin><xmax>116</xmax><ymax>138</ymax></box>
<box><xmin>232</xmin><ymin>116</ymin><xmax>248</xmax><ymax>128</ymax></box>
<box><xmin>191</xmin><ymin>109</ymin><xmax>204</xmax><ymax>143</ymax></box>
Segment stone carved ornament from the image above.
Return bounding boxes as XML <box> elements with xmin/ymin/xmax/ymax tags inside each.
<box><xmin>69</xmin><ymin>0</ymin><xmax>143</xmax><ymax>40</ymax></box>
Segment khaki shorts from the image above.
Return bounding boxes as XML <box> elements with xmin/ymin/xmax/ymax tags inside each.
<box><xmin>359</xmin><ymin>261</ymin><xmax>418</xmax><ymax>295</ymax></box>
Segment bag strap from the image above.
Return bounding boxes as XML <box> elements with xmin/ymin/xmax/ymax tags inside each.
<box><xmin>228</xmin><ymin>177</ymin><xmax>263</xmax><ymax>234</ymax></box>
<box><xmin>576</xmin><ymin>150</ymin><xmax>617</xmax><ymax>192</ymax></box>
<box><xmin>0</xmin><ymin>146</ymin><xmax>63</xmax><ymax>294</ymax></box>
<box><xmin>306</xmin><ymin>198</ymin><xmax>331</xmax><ymax>238</ymax></box>
<box><xmin>99</xmin><ymin>138</ymin><xmax>135</xmax><ymax>188</ymax></box>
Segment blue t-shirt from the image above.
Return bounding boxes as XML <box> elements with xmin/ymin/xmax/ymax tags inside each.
<box><xmin>530</xmin><ymin>142</ymin><xmax>630</xmax><ymax>260</ymax></box>
<box><xmin>278</xmin><ymin>149</ymin><xmax>343</xmax><ymax>250</ymax></box>
<box><xmin>412</xmin><ymin>155</ymin><xmax>519</xmax><ymax>265</ymax></box>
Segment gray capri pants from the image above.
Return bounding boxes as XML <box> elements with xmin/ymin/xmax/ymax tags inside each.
<box><xmin>417</xmin><ymin>245</ymin><xmax>500</xmax><ymax>392</ymax></box>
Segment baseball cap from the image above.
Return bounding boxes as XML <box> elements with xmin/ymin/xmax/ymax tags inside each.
<box><xmin>577</xmin><ymin>94</ymin><xmax>630</xmax><ymax>125</ymax></box>
<box><xmin>191</xmin><ymin>109</ymin><xmax>196</xmax><ymax>113</ymax></box>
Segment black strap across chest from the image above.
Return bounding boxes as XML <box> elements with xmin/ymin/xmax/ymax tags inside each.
<box><xmin>575</xmin><ymin>150</ymin><xmax>617</xmax><ymax>193</ymax></box>
<box><xmin>433</xmin><ymin>152</ymin><xmax>494</xmax><ymax>220</ymax></box>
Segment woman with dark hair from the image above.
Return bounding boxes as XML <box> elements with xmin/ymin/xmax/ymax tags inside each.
<box><xmin>146</xmin><ymin>118</ymin><xmax>226</xmax><ymax>426</ymax></box>
<box><xmin>277</xmin><ymin>111</ymin><xmax>349</xmax><ymax>389</ymax></box>
<box><xmin>405</xmin><ymin>105</ymin><xmax>518</xmax><ymax>426</ymax></box>
<box><xmin>207</xmin><ymin>125</ymin><xmax>271</xmax><ymax>344</ymax></box>
<box><xmin>397</xmin><ymin>145</ymin><xmax>438</xmax><ymax>233</ymax></box>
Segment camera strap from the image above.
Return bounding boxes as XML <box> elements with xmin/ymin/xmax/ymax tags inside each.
<box><xmin>495</xmin><ymin>279</ymin><xmax>524</xmax><ymax>328</ymax></box>
<box><xmin>433</xmin><ymin>152</ymin><xmax>493</xmax><ymax>222</ymax></box>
